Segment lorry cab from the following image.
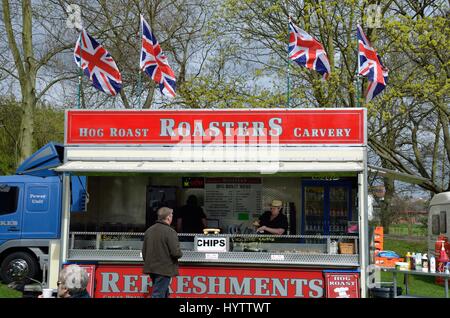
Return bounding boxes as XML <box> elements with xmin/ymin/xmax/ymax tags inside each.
<box><xmin>0</xmin><ymin>175</ymin><xmax>62</xmax><ymax>241</ymax></box>
<box><xmin>428</xmin><ymin>191</ymin><xmax>450</xmax><ymax>254</ymax></box>
<box><xmin>0</xmin><ymin>143</ymin><xmax>86</xmax><ymax>284</ymax></box>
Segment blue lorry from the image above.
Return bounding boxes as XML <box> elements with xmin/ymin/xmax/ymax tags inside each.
<box><xmin>0</xmin><ymin>143</ymin><xmax>86</xmax><ymax>284</ymax></box>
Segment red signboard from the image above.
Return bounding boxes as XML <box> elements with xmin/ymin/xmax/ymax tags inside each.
<box><xmin>324</xmin><ymin>273</ymin><xmax>360</xmax><ymax>298</ymax></box>
<box><xmin>66</xmin><ymin>109</ymin><xmax>365</xmax><ymax>145</ymax></box>
<box><xmin>94</xmin><ymin>265</ymin><xmax>325</xmax><ymax>298</ymax></box>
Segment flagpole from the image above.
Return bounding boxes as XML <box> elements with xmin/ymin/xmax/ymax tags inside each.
<box><xmin>77</xmin><ymin>68</ymin><xmax>82</xmax><ymax>109</ymax></box>
<box><xmin>354</xmin><ymin>75</ymin><xmax>361</xmax><ymax>108</ymax></box>
<box><xmin>137</xmin><ymin>15</ymin><xmax>143</xmax><ymax>109</ymax></box>
<box><xmin>355</xmin><ymin>22</ymin><xmax>363</xmax><ymax>108</ymax></box>
<box><xmin>287</xmin><ymin>16</ymin><xmax>291</xmax><ymax>108</ymax></box>
<box><xmin>77</xmin><ymin>30</ymin><xmax>83</xmax><ymax>109</ymax></box>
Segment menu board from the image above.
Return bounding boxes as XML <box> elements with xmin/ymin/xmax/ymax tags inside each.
<box><xmin>204</xmin><ymin>178</ymin><xmax>262</xmax><ymax>221</ymax></box>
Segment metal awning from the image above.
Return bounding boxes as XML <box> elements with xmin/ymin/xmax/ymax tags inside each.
<box><xmin>64</xmin><ymin>146</ymin><xmax>365</xmax><ymax>162</ymax></box>
<box><xmin>368</xmin><ymin>165</ymin><xmax>429</xmax><ymax>185</ymax></box>
<box><xmin>55</xmin><ymin>146</ymin><xmax>365</xmax><ymax>174</ymax></box>
<box><xmin>55</xmin><ymin>161</ymin><xmax>364</xmax><ymax>173</ymax></box>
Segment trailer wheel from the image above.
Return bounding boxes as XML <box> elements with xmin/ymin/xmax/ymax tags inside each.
<box><xmin>0</xmin><ymin>252</ymin><xmax>39</xmax><ymax>284</ymax></box>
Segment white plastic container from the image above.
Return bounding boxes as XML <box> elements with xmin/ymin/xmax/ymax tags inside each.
<box><xmin>430</xmin><ymin>255</ymin><xmax>436</xmax><ymax>273</ymax></box>
<box><xmin>415</xmin><ymin>253</ymin><xmax>422</xmax><ymax>271</ymax></box>
<box><xmin>395</xmin><ymin>262</ymin><xmax>409</xmax><ymax>271</ymax></box>
<box><xmin>42</xmin><ymin>288</ymin><xmax>54</xmax><ymax>298</ymax></box>
<box><xmin>422</xmin><ymin>253</ymin><xmax>429</xmax><ymax>272</ymax></box>
<box><xmin>330</xmin><ymin>240</ymin><xmax>338</xmax><ymax>254</ymax></box>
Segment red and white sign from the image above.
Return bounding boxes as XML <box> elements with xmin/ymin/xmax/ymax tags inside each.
<box><xmin>66</xmin><ymin>109</ymin><xmax>365</xmax><ymax>145</ymax></box>
<box><xmin>324</xmin><ymin>273</ymin><xmax>360</xmax><ymax>298</ymax></box>
<box><xmin>93</xmin><ymin>265</ymin><xmax>325</xmax><ymax>298</ymax></box>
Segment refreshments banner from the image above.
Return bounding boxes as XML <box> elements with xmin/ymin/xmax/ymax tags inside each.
<box><xmin>94</xmin><ymin>265</ymin><xmax>325</xmax><ymax>298</ymax></box>
<box><xmin>66</xmin><ymin>109</ymin><xmax>365</xmax><ymax>145</ymax></box>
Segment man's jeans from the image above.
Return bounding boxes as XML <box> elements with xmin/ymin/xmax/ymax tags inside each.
<box><xmin>150</xmin><ymin>274</ymin><xmax>171</xmax><ymax>298</ymax></box>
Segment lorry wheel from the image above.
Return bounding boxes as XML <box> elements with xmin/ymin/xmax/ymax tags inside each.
<box><xmin>0</xmin><ymin>252</ymin><xmax>39</xmax><ymax>284</ymax></box>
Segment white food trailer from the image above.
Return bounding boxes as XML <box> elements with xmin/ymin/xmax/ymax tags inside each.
<box><xmin>49</xmin><ymin>108</ymin><xmax>369</xmax><ymax>298</ymax></box>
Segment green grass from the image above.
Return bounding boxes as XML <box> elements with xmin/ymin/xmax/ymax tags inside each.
<box><xmin>379</xmin><ymin>238</ymin><xmax>447</xmax><ymax>298</ymax></box>
<box><xmin>388</xmin><ymin>224</ymin><xmax>427</xmax><ymax>236</ymax></box>
<box><xmin>0</xmin><ymin>283</ymin><xmax>22</xmax><ymax>298</ymax></box>
<box><xmin>383</xmin><ymin>238</ymin><xmax>428</xmax><ymax>257</ymax></box>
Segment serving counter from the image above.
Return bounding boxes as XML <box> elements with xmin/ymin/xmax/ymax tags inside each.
<box><xmin>67</xmin><ymin>231</ymin><xmax>359</xmax><ymax>267</ymax></box>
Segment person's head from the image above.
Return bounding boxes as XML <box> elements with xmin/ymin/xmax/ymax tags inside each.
<box><xmin>157</xmin><ymin>207</ymin><xmax>173</xmax><ymax>225</ymax></box>
<box><xmin>186</xmin><ymin>195</ymin><xmax>198</xmax><ymax>207</ymax></box>
<box><xmin>270</xmin><ymin>200</ymin><xmax>283</xmax><ymax>215</ymax></box>
<box><xmin>57</xmin><ymin>265</ymin><xmax>89</xmax><ymax>298</ymax></box>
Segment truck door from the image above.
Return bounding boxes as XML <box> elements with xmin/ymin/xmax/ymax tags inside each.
<box><xmin>0</xmin><ymin>183</ymin><xmax>23</xmax><ymax>241</ymax></box>
<box><xmin>21</xmin><ymin>182</ymin><xmax>61</xmax><ymax>239</ymax></box>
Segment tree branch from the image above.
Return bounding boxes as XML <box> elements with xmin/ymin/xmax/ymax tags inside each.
<box><xmin>2</xmin><ymin>0</ymin><xmax>26</xmax><ymax>83</ymax></box>
<box><xmin>36</xmin><ymin>75</ymin><xmax>78</xmax><ymax>101</ymax></box>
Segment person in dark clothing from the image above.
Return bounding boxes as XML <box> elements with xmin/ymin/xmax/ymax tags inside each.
<box><xmin>176</xmin><ymin>195</ymin><xmax>207</xmax><ymax>233</ymax></box>
<box><xmin>56</xmin><ymin>264</ymin><xmax>91</xmax><ymax>298</ymax></box>
<box><xmin>253</xmin><ymin>200</ymin><xmax>288</xmax><ymax>235</ymax></box>
<box><xmin>142</xmin><ymin>207</ymin><xmax>183</xmax><ymax>298</ymax></box>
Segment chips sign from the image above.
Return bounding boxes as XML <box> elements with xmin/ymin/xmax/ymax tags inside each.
<box><xmin>194</xmin><ymin>236</ymin><xmax>229</xmax><ymax>253</ymax></box>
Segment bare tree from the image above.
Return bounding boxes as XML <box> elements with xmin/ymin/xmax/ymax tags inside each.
<box><xmin>369</xmin><ymin>0</ymin><xmax>449</xmax><ymax>193</ymax></box>
<box><xmin>60</xmin><ymin>0</ymin><xmax>218</xmax><ymax>109</ymax></box>
<box><xmin>1</xmin><ymin>0</ymin><xmax>75</xmax><ymax>163</ymax></box>
<box><xmin>220</xmin><ymin>0</ymin><xmax>449</xmax><ymax>193</ymax></box>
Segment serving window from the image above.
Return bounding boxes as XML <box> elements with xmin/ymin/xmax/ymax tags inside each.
<box><xmin>68</xmin><ymin>174</ymin><xmax>360</xmax><ymax>267</ymax></box>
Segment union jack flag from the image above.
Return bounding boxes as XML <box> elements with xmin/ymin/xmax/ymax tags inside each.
<box><xmin>140</xmin><ymin>15</ymin><xmax>176</xmax><ymax>97</ymax></box>
<box><xmin>357</xmin><ymin>24</ymin><xmax>388</xmax><ymax>102</ymax></box>
<box><xmin>289</xmin><ymin>19</ymin><xmax>331</xmax><ymax>79</ymax></box>
<box><xmin>74</xmin><ymin>29</ymin><xmax>122</xmax><ymax>96</ymax></box>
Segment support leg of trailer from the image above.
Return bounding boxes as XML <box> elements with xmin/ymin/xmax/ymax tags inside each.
<box><xmin>393</xmin><ymin>271</ymin><xmax>398</xmax><ymax>298</ymax></box>
<box><xmin>358</xmin><ymin>171</ymin><xmax>369</xmax><ymax>298</ymax></box>
<box><xmin>445</xmin><ymin>278</ymin><xmax>449</xmax><ymax>298</ymax></box>
<box><xmin>48</xmin><ymin>240</ymin><xmax>61</xmax><ymax>289</ymax></box>
<box><xmin>53</xmin><ymin>174</ymin><xmax>72</xmax><ymax>288</ymax></box>
<box><xmin>405</xmin><ymin>273</ymin><xmax>409</xmax><ymax>295</ymax></box>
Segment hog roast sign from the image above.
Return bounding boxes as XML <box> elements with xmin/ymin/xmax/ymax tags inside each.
<box><xmin>324</xmin><ymin>272</ymin><xmax>360</xmax><ymax>298</ymax></box>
